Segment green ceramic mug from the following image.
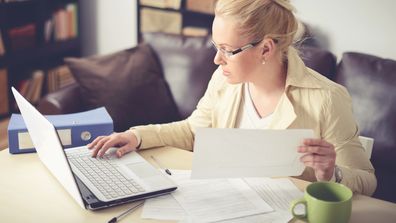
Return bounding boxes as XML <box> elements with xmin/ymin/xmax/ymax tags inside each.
<box><xmin>290</xmin><ymin>182</ymin><xmax>353</xmax><ymax>223</ymax></box>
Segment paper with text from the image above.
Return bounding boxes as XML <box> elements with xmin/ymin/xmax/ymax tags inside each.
<box><xmin>141</xmin><ymin>170</ymin><xmax>274</xmax><ymax>222</ymax></box>
<box><xmin>245</xmin><ymin>178</ymin><xmax>304</xmax><ymax>211</ymax></box>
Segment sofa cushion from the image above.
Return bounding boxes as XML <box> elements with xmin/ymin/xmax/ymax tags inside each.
<box><xmin>143</xmin><ymin>32</ymin><xmax>217</xmax><ymax>119</ymax></box>
<box><xmin>300</xmin><ymin>46</ymin><xmax>337</xmax><ymax>80</ymax></box>
<box><xmin>65</xmin><ymin>43</ymin><xmax>179</xmax><ymax>132</ymax></box>
<box><xmin>336</xmin><ymin>52</ymin><xmax>396</xmax><ymax>202</ymax></box>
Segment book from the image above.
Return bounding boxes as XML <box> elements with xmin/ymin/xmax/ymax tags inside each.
<box><xmin>43</xmin><ymin>19</ymin><xmax>54</xmax><ymax>43</ymax></box>
<box><xmin>13</xmin><ymin>70</ymin><xmax>44</xmax><ymax>107</ymax></box>
<box><xmin>186</xmin><ymin>0</ymin><xmax>216</xmax><ymax>15</ymax></box>
<box><xmin>16</xmin><ymin>79</ymin><xmax>31</xmax><ymax>99</ymax></box>
<box><xmin>8</xmin><ymin>24</ymin><xmax>36</xmax><ymax>51</ymax></box>
<box><xmin>29</xmin><ymin>70</ymin><xmax>45</xmax><ymax>104</ymax></box>
<box><xmin>0</xmin><ymin>69</ymin><xmax>9</xmax><ymax>115</ymax></box>
<box><xmin>47</xmin><ymin>65</ymin><xmax>75</xmax><ymax>93</ymax></box>
<box><xmin>140</xmin><ymin>8</ymin><xmax>182</xmax><ymax>34</ymax></box>
<box><xmin>182</xmin><ymin>26</ymin><xmax>209</xmax><ymax>36</ymax></box>
<box><xmin>0</xmin><ymin>29</ymin><xmax>5</xmax><ymax>55</ymax></box>
<box><xmin>140</xmin><ymin>0</ymin><xmax>181</xmax><ymax>9</ymax></box>
<box><xmin>8</xmin><ymin>107</ymin><xmax>114</xmax><ymax>154</ymax></box>
<box><xmin>54</xmin><ymin>8</ymin><xmax>68</xmax><ymax>41</ymax></box>
<box><xmin>51</xmin><ymin>3</ymin><xmax>78</xmax><ymax>41</ymax></box>
<box><xmin>66</xmin><ymin>3</ymin><xmax>79</xmax><ymax>38</ymax></box>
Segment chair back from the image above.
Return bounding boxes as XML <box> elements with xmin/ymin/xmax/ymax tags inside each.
<box><xmin>359</xmin><ymin>136</ymin><xmax>374</xmax><ymax>159</ymax></box>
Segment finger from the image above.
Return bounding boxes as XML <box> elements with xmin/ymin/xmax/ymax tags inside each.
<box><xmin>116</xmin><ymin>145</ymin><xmax>135</xmax><ymax>158</ymax></box>
<box><xmin>300</xmin><ymin>153</ymin><xmax>330</xmax><ymax>163</ymax></box>
<box><xmin>87</xmin><ymin>136</ymin><xmax>106</xmax><ymax>149</ymax></box>
<box><xmin>97</xmin><ymin>138</ymin><xmax>119</xmax><ymax>157</ymax></box>
<box><xmin>302</xmin><ymin>161</ymin><xmax>332</xmax><ymax>170</ymax></box>
<box><xmin>298</xmin><ymin>146</ymin><xmax>335</xmax><ymax>155</ymax></box>
<box><xmin>91</xmin><ymin>137</ymin><xmax>111</xmax><ymax>157</ymax></box>
<box><xmin>303</xmin><ymin>138</ymin><xmax>333</xmax><ymax>148</ymax></box>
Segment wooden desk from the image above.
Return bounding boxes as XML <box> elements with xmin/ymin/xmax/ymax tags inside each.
<box><xmin>1</xmin><ymin>147</ymin><xmax>395</xmax><ymax>223</ymax></box>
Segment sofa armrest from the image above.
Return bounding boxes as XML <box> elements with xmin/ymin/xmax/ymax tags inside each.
<box><xmin>37</xmin><ymin>84</ymin><xmax>84</xmax><ymax>115</ymax></box>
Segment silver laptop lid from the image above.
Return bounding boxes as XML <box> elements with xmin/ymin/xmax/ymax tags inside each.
<box><xmin>12</xmin><ymin>87</ymin><xmax>85</xmax><ymax>209</ymax></box>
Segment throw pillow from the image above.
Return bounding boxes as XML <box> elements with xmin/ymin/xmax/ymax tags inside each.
<box><xmin>143</xmin><ymin>32</ymin><xmax>217</xmax><ymax>119</ymax></box>
<box><xmin>65</xmin><ymin>44</ymin><xmax>180</xmax><ymax>131</ymax></box>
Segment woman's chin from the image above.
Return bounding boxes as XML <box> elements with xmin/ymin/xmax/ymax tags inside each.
<box><xmin>224</xmin><ymin>76</ymin><xmax>241</xmax><ymax>85</ymax></box>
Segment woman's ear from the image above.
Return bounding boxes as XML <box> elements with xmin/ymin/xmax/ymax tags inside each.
<box><xmin>261</xmin><ymin>38</ymin><xmax>276</xmax><ymax>56</ymax></box>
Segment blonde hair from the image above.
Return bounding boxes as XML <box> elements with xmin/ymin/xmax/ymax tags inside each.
<box><xmin>215</xmin><ymin>0</ymin><xmax>299</xmax><ymax>60</ymax></box>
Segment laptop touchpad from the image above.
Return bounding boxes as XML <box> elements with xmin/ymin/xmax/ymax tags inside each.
<box><xmin>126</xmin><ymin>162</ymin><xmax>159</xmax><ymax>179</ymax></box>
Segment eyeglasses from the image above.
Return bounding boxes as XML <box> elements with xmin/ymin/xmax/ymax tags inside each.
<box><xmin>211</xmin><ymin>39</ymin><xmax>262</xmax><ymax>58</ymax></box>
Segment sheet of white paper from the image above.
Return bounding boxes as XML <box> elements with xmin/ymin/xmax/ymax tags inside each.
<box><xmin>215</xmin><ymin>210</ymin><xmax>292</xmax><ymax>223</ymax></box>
<box><xmin>141</xmin><ymin>170</ymin><xmax>301</xmax><ymax>223</ymax></box>
<box><xmin>172</xmin><ymin>173</ymin><xmax>274</xmax><ymax>222</ymax></box>
<box><xmin>142</xmin><ymin>170</ymin><xmax>274</xmax><ymax>223</ymax></box>
<box><xmin>244</xmin><ymin>178</ymin><xmax>304</xmax><ymax>211</ymax></box>
<box><xmin>179</xmin><ymin>211</ymin><xmax>290</xmax><ymax>223</ymax></box>
<box><xmin>191</xmin><ymin>128</ymin><xmax>314</xmax><ymax>179</ymax></box>
<box><xmin>209</xmin><ymin>178</ymin><xmax>303</xmax><ymax>223</ymax></box>
<box><xmin>141</xmin><ymin>194</ymin><xmax>187</xmax><ymax>220</ymax></box>
<box><xmin>141</xmin><ymin>169</ymin><xmax>188</xmax><ymax>220</ymax></box>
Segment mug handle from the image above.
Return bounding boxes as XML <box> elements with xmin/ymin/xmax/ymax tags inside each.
<box><xmin>290</xmin><ymin>198</ymin><xmax>308</xmax><ymax>221</ymax></box>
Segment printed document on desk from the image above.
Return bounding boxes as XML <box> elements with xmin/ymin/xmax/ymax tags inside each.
<box><xmin>192</xmin><ymin>128</ymin><xmax>314</xmax><ymax>179</ymax></box>
<box><xmin>142</xmin><ymin>170</ymin><xmax>273</xmax><ymax>222</ymax></box>
<box><xmin>142</xmin><ymin>170</ymin><xmax>300</xmax><ymax>223</ymax></box>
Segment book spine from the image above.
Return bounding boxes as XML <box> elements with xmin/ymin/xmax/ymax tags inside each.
<box><xmin>0</xmin><ymin>69</ymin><xmax>9</xmax><ymax>115</ymax></box>
<box><xmin>0</xmin><ymin>29</ymin><xmax>5</xmax><ymax>55</ymax></box>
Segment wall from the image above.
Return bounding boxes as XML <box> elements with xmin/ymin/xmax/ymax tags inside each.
<box><xmin>80</xmin><ymin>0</ymin><xmax>137</xmax><ymax>56</ymax></box>
<box><xmin>294</xmin><ymin>0</ymin><xmax>396</xmax><ymax>60</ymax></box>
<box><xmin>80</xmin><ymin>0</ymin><xmax>395</xmax><ymax>60</ymax></box>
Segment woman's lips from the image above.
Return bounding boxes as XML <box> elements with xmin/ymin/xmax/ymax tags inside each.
<box><xmin>222</xmin><ymin>69</ymin><xmax>231</xmax><ymax>76</ymax></box>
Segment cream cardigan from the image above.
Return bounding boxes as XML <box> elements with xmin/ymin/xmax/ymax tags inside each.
<box><xmin>132</xmin><ymin>48</ymin><xmax>377</xmax><ymax>196</ymax></box>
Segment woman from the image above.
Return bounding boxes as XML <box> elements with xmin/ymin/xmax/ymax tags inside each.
<box><xmin>88</xmin><ymin>0</ymin><xmax>376</xmax><ymax>195</ymax></box>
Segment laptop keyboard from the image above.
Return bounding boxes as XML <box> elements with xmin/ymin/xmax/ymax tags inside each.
<box><xmin>66</xmin><ymin>149</ymin><xmax>146</xmax><ymax>200</ymax></box>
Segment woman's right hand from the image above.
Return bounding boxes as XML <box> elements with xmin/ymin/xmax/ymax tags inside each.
<box><xmin>87</xmin><ymin>130</ymin><xmax>139</xmax><ymax>158</ymax></box>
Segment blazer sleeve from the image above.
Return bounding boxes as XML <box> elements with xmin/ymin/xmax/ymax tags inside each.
<box><xmin>131</xmin><ymin>68</ymin><xmax>223</xmax><ymax>151</ymax></box>
<box><xmin>320</xmin><ymin>86</ymin><xmax>377</xmax><ymax>196</ymax></box>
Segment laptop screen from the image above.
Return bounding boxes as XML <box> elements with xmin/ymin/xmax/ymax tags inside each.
<box><xmin>12</xmin><ymin>87</ymin><xmax>86</xmax><ymax>208</ymax></box>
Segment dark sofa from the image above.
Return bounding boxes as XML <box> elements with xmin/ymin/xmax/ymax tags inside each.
<box><xmin>37</xmin><ymin>32</ymin><xmax>396</xmax><ymax>203</ymax></box>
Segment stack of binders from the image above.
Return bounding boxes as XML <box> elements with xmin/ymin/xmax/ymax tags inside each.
<box><xmin>8</xmin><ymin>107</ymin><xmax>113</xmax><ymax>154</ymax></box>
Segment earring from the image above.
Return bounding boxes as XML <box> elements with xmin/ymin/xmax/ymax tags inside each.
<box><xmin>262</xmin><ymin>59</ymin><xmax>266</xmax><ymax>65</ymax></box>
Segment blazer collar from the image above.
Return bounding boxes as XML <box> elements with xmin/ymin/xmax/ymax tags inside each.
<box><xmin>266</xmin><ymin>47</ymin><xmax>323</xmax><ymax>129</ymax></box>
<box><xmin>285</xmin><ymin>47</ymin><xmax>322</xmax><ymax>89</ymax></box>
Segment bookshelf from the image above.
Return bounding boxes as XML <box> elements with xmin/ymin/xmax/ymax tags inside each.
<box><xmin>137</xmin><ymin>0</ymin><xmax>215</xmax><ymax>41</ymax></box>
<box><xmin>0</xmin><ymin>0</ymin><xmax>81</xmax><ymax>118</ymax></box>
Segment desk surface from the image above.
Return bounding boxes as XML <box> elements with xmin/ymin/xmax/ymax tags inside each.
<box><xmin>1</xmin><ymin>147</ymin><xmax>395</xmax><ymax>223</ymax></box>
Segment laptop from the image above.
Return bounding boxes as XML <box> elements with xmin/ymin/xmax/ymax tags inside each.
<box><xmin>12</xmin><ymin>87</ymin><xmax>177</xmax><ymax>210</ymax></box>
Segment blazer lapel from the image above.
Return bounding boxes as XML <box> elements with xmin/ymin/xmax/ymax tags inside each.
<box><xmin>216</xmin><ymin>84</ymin><xmax>243</xmax><ymax>128</ymax></box>
<box><xmin>268</xmin><ymin>91</ymin><xmax>296</xmax><ymax>129</ymax></box>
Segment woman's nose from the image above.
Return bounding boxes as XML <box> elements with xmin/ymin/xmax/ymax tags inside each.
<box><xmin>213</xmin><ymin>50</ymin><xmax>225</xmax><ymax>65</ymax></box>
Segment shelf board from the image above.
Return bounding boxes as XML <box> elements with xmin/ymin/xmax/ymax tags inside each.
<box><xmin>140</xmin><ymin>5</ymin><xmax>215</xmax><ymax>17</ymax></box>
<box><xmin>1</xmin><ymin>0</ymin><xmax>35</xmax><ymax>8</ymax></box>
<box><xmin>4</xmin><ymin>38</ymin><xmax>81</xmax><ymax>67</ymax></box>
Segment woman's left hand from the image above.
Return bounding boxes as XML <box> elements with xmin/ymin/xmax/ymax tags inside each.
<box><xmin>298</xmin><ymin>138</ymin><xmax>336</xmax><ymax>181</ymax></box>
